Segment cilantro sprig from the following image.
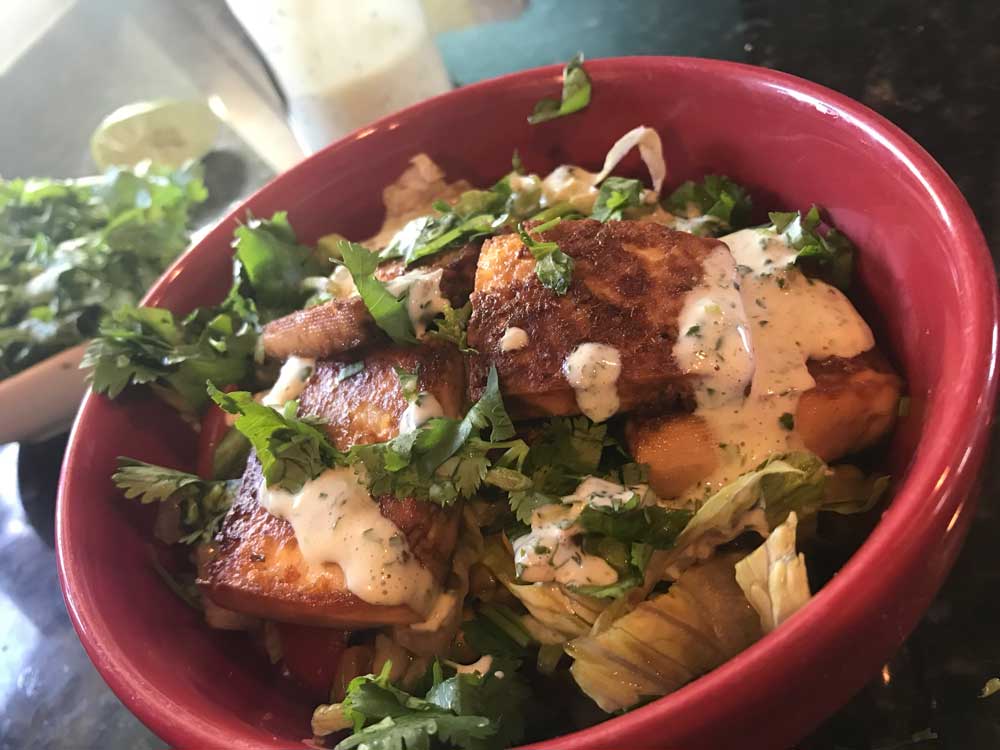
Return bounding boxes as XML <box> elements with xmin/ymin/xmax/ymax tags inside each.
<box><xmin>665</xmin><ymin>174</ymin><xmax>753</xmax><ymax>237</ymax></box>
<box><xmin>516</xmin><ymin>218</ymin><xmax>574</xmax><ymax>295</ymax></box>
<box><xmin>527</xmin><ymin>53</ymin><xmax>592</xmax><ymax>124</ymax></box>
<box><xmin>767</xmin><ymin>205</ymin><xmax>856</xmax><ymax>290</ymax></box>
<box><xmin>208</xmin><ymin>384</ymin><xmax>341</xmax><ymax>493</ymax></box>
<box><xmin>318</xmin><ymin>659</ymin><xmax>529</xmax><ymax>750</ymax></box>
<box><xmin>83</xmin><ymin>283</ymin><xmax>258</xmax><ymax>413</ymax></box>
<box><xmin>591</xmin><ymin>177</ymin><xmax>644</xmax><ymax>222</ymax></box>
<box><xmin>112</xmin><ymin>458</ymin><xmax>237</xmax><ymax>544</ymax></box>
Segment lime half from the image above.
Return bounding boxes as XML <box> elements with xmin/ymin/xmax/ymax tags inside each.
<box><xmin>90</xmin><ymin>99</ymin><xmax>220</xmax><ymax>170</ymax></box>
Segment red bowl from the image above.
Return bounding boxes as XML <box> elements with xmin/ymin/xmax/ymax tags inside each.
<box><xmin>57</xmin><ymin>57</ymin><xmax>998</xmax><ymax>750</ymax></box>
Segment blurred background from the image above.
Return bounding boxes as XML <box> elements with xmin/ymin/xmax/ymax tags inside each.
<box><xmin>1</xmin><ymin>1</ymin><xmax>998</xmax><ymax>748</ymax></box>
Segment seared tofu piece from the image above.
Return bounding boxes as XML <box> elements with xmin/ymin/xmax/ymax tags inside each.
<box><xmin>261</xmin><ymin>242</ymin><xmax>481</xmax><ymax>361</ymax></box>
<box><xmin>626</xmin><ymin>350</ymin><xmax>902</xmax><ymax>499</ymax></box>
<box><xmin>199</xmin><ymin>343</ymin><xmax>465</xmax><ymax>628</ymax></box>
<box><xmin>298</xmin><ymin>343</ymin><xmax>465</xmax><ymax>450</ymax></box>
<box><xmin>467</xmin><ymin>220</ymin><xmax>719</xmax><ymax>419</ymax></box>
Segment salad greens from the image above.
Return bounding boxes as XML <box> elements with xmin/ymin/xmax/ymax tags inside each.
<box><xmin>591</xmin><ymin>177</ymin><xmax>644</xmax><ymax>222</ymax></box>
<box><xmin>767</xmin><ymin>205</ymin><xmax>856</xmax><ymax>290</ymax></box>
<box><xmin>664</xmin><ymin>174</ymin><xmax>753</xmax><ymax>236</ymax></box>
<box><xmin>340</xmin><ymin>240</ymin><xmax>419</xmax><ymax>345</ymax></box>
<box><xmin>314</xmin><ymin>660</ymin><xmax>529</xmax><ymax>750</ymax></box>
<box><xmin>515</xmin><ymin>219</ymin><xmax>575</xmax><ymax>295</ymax></box>
<box><xmin>527</xmin><ymin>53</ymin><xmax>592</xmax><ymax>124</ymax></box>
<box><xmin>84</xmin><ymin>285</ymin><xmax>258</xmax><ymax>413</ymax></box>
<box><xmin>85</xmin><ymin>210</ymin><xmax>320</xmax><ymax>410</ymax></box>
<box><xmin>208</xmin><ymin>384</ymin><xmax>340</xmax><ymax>494</ymax></box>
<box><xmin>0</xmin><ymin>163</ymin><xmax>206</xmax><ymax>379</ymax></box>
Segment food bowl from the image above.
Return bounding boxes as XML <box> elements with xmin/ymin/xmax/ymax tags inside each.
<box><xmin>56</xmin><ymin>57</ymin><xmax>998</xmax><ymax>750</ymax></box>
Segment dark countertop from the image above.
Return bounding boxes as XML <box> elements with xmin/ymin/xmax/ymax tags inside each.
<box><xmin>1</xmin><ymin>1</ymin><xmax>998</xmax><ymax>749</ymax></box>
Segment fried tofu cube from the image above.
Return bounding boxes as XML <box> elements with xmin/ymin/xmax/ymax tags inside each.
<box><xmin>198</xmin><ymin>343</ymin><xmax>465</xmax><ymax>628</ymax></box>
<box><xmin>626</xmin><ymin>351</ymin><xmax>902</xmax><ymax>499</ymax></box>
<box><xmin>466</xmin><ymin>220</ymin><xmax>720</xmax><ymax>419</ymax></box>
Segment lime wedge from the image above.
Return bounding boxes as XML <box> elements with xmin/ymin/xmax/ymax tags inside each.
<box><xmin>90</xmin><ymin>99</ymin><xmax>220</xmax><ymax>170</ymax></box>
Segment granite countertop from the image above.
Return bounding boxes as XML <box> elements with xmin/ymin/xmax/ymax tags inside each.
<box><xmin>1</xmin><ymin>1</ymin><xmax>998</xmax><ymax>748</ymax></box>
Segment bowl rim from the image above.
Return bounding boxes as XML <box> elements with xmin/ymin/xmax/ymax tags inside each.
<box><xmin>56</xmin><ymin>55</ymin><xmax>999</xmax><ymax>750</ymax></box>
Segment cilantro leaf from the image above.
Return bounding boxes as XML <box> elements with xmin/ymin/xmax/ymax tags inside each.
<box><xmin>112</xmin><ymin>458</ymin><xmax>237</xmax><ymax>544</ymax></box>
<box><xmin>767</xmin><ymin>205</ymin><xmax>856</xmax><ymax>290</ymax></box>
<box><xmin>339</xmin><ymin>240</ymin><xmax>418</xmax><ymax>345</ymax></box>
<box><xmin>83</xmin><ymin>284</ymin><xmax>258</xmax><ymax>412</ymax></box>
<box><xmin>527</xmin><ymin>53</ymin><xmax>592</xmax><ymax>124</ymax></box>
<box><xmin>329</xmin><ymin>660</ymin><xmax>529</xmax><ymax>750</ymax></box>
<box><xmin>516</xmin><ymin>219</ymin><xmax>574</xmax><ymax>295</ymax></box>
<box><xmin>345</xmin><ymin>367</ymin><xmax>521</xmax><ymax>505</ymax></box>
<box><xmin>208</xmin><ymin>384</ymin><xmax>341</xmax><ymax>492</ymax></box>
<box><xmin>577</xmin><ymin>504</ymin><xmax>693</xmax><ymax>549</ymax></box>
<box><xmin>232</xmin><ymin>212</ymin><xmax>326</xmax><ymax>322</ymax></box>
<box><xmin>394</xmin><ymin>365</ymin><xmax>421</xmax><ymax>403</ymax></box>
<box><xmin>665</xmin><ymin>175</ymin><xmax>753</xmax><ymax>236</ymax></box>
<box><xmin>591</xmin><ymin>177</ymin><xmax>644</xmax><ymax>222</ymax></box>
<box><xmin>427</xmin><ymin>302</ymin><xmax>476</xmax><ymax>353</ymax></box>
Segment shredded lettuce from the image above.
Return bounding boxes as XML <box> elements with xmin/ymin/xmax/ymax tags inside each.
<box><xmin>734</xmin><ymin>511</ymin><xmax>812</xmax><ymax>633</ymax></box>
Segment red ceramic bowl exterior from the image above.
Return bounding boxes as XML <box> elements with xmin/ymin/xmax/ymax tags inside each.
<box><xmin>57</xmin><ymin>58</ymin><xmax>998</xmax><ymax>750</ymax></box>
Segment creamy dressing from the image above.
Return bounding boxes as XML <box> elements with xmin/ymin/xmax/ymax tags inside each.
<box><xmin>327</xmin><ymin>265</ymin><xmax>359</xmax><ymax>299</ymax></box>
<box><xmin>262</xmin><ymin>356</ymin><xmax>316</xmax><ymax>407</ymax></box>
<box><xmin>258</xmin><ymin>467</ymin><xmax>437</xmax><ymax>614</ymax></box>
<box><xmin>384</xmin><ymin>268</ymin><xmax>449</xmax><ymax>337</ymax></box>
<box><xmin>672</xmin><ymin>247</ymin><xmax>755</xmax><ymax>408</ymax></box>
<box><xmin>562</xmin><ymin>343</ymin><xmax>622</xmax><ymax>423</ymax></box>
<box><xmin>398</xmin><ymin>393</ymin><xmax>444</xmax><ymax>433</ymax></box>
<box><xmin>499</xmin><ymin>326</ymin><xmax>529</xmax><ymax>352</ymax></box>
<box><xmin>513</xmin><ymin>477</ymin><xmax>649</xmax><ymax>588</ymax></box>
<box><xmin>447</xmin><ymin>654</ymin><xmax>494</xmax><ymax>676</ymax></box>
<box><xmin>673</xmin><ymin>229</ymin><xmax>874</xmax><ymax>498</ymax></box>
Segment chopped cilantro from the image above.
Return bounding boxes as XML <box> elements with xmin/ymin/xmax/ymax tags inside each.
<box><xmin>527</xmin><ymin>53</ymin><xmax>591</xmax><ymax>124</ymax></box>
<box><xmin>516</xmin><ymin>219</ymin><xmax>574</xmax><ymax>294</ymax></box>
<box><xmin>339</xmin><ymin>240</ymin><xmax>418</xmax><ymax>345</ymax></box>
<box><xmin>778</xmin><ymin>412</ymin><xmax>795</xmax><ymax>430</ymax></box>
<box><xmin>591</xmin><ymin>177</ymin><xmax>644</xmax><ymax>222</ymax></box>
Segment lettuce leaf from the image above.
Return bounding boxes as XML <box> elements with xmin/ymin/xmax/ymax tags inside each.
<box><xmin>661</xmin><ymin>452</ymin><xmax>826</xmax><ymax>579</ymax></box>
<box><xmin>566</xmin><ymin>552</ymin><xmax>761</xmax><ymax>713</ymax></box>
<box><xmin>734</xmin><ymin>511</ymin><xmax>812</xmax><ymax>633</ymax></box>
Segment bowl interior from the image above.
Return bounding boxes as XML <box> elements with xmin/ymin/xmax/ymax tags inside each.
<box><xmin>57</xmin><ymin>58</ymin><xmax>997</xmax><ymax>750</ymax></box>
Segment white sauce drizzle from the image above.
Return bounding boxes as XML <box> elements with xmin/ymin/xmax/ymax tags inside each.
<box><xmin>446</xmin><ymin>654</ymin><xmax>494</xmax><ymax>676</ymax></box>
<box><xmin>399</xmin><ymin>393</ymin><xmax>444</xmax><ymax>433</ymax></box>
<box><xmin>499</xmin><ymin>326</ymin><xmax>529</xmax><ymax>352</ymax></box>
<box><xmin>562</xmin><ymin>343</ymin><xmax>622</xmax><ymax>423</ymax></box>
<box><xmin>384</xmin><ymin>268</ymin><xmax>449</xmax><ymax>337</ymax></box>
<box><xmin>512</xmin><ymin>477</ymin><xmax>648</xmax><ymax>587</ymax></box>
<box><xmin>672</xmin><ymin>229</ymin><xmax>875</xmax><ymax>498</ymax></box>
<box><xmin>258</xmin><ymin>467</ymin><xmax>437</xmax><ymax>614</ymax></box>
<box><xmin>262</xmin><ymin>356</ymin><xmax>316</xmax><ymax>408</ymax></box>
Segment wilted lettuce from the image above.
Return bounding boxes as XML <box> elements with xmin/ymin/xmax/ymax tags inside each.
<box><xmin>566</xmin><ymin>552</ymin><xmax>761</xmax><ymax>712</ymax></box>
<box><xmin>734</xmin><ymin>511</ymin><xmax>812</xmax><ymax>633</ymax></box>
